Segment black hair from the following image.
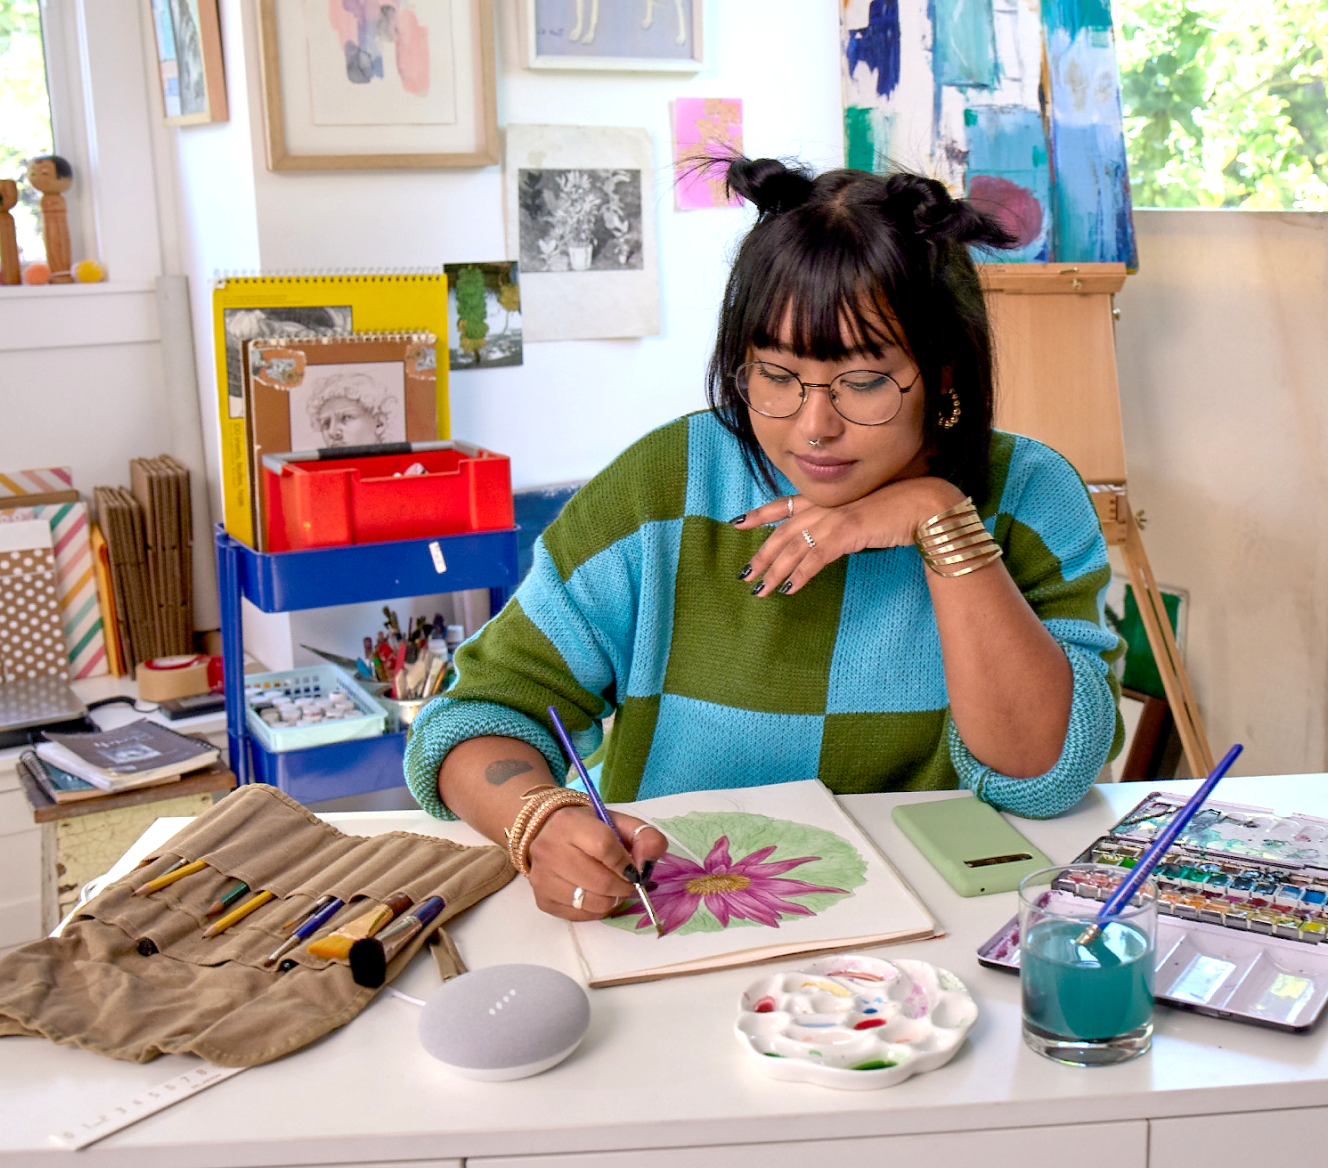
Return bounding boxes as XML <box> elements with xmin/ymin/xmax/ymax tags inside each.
<box><xmin>30</xmin><ymin>154</ymin><xmax>72</xmax><ymax>180</ymax></box>
<box><xmin>705</xmin><ymin>156</ymin><xmax>1017</xmax><ymax>498</ymax></box>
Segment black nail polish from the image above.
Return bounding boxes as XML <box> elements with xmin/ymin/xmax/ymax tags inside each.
<box><xmin>750</xmin><ymin>582</ymin><xmax>764</xmax><ymax>596</ymax></box>
<box><xmin>624</xmin><ymin>864</ymin><xmax>643</xmax><ymax>884</ymax></box>
<box><xmin>777</xmin><ymin>580</ymin><xmax>793</xmax><ymax>594</ymax></box>
<box><xmin>729</xmin><ymin>513</ymin><xmax>747</xmax><ymax>525</ymax></box>
<box><xmin>641</xmin><ymin>860</ymin><xmax>656</xmax><ymax>883</ymax></box>
<box><xmin>737</xmin><ymin>564</ymin><xmax>751</xmax><ymax>580</ymax></box>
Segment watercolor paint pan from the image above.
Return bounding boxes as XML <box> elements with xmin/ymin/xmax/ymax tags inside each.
<box><xmin>976</xmin><ymin>791</ymin><xmax>1328</xmax><ymax>1033</ymax></box>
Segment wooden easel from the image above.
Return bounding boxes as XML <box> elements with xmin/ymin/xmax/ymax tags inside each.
<box><xmin>980</xmin><ymin>263</ymin><xmax>1215</xmax><ymax>778</ymax></box>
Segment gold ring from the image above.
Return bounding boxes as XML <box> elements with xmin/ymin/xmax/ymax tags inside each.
<box><xmin>801</xmin><ymin>528</ymin><xmax>816</xmax><ymax>549</ymax></box>
<box><xmin>571</xmin><ymin>886</ymin><xmax>585</xmax><ymax>911</ymax></box>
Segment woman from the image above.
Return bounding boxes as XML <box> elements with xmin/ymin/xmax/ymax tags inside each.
<box><xmin>404</xmin><ymin>157</ymin><xmax>1123</xmax><ymax>923</ymax></box>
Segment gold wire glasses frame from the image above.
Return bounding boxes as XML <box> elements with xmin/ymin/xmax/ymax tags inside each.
<box><xmin>734</xmin><ymin>361</ymin><xmax>919</xmax><ymax>427</ymax></box>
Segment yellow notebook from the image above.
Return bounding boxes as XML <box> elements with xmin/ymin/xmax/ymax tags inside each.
<box><xmin>211</xmin><ymin>271</ymin><xmax>450</xmax><ymax>548</ymax></box>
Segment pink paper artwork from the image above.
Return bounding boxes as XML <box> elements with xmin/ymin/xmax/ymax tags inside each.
<box><xmin>672</xmin><ymin>98</ymin><xmax>743</xmax><ymax>210</ymax></box>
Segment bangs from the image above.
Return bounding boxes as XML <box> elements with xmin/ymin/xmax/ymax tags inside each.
<box><xmin>746</xmin><ymin>239</ymin><xmax>905</xmax><ymax>362</ymax></box>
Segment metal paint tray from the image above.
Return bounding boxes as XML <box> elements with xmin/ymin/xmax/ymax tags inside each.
<box><xmin>976</xmin><ymin>791</ymin><xmax>1328</xmax><ymax>1033</ymax></box>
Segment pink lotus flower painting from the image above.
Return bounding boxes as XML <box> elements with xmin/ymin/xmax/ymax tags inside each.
<box><xmin>607</xmin><ymin>811</ymin><xmax>868</xmax><ymax>937</ymax></box>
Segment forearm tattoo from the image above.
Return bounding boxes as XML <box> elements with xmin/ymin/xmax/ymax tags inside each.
<box><xmin>486</xmin><ymin>758</ymin><xmax>533</xmax><ymax>786</ymax></box>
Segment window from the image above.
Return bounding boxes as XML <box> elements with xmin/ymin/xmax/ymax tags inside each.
<box><xmin>1114</xmin><ymin>0</ymin><xmax>1328</xmax><ymax>210</ymax></box>
<box><xmin>0</xmin><ymin>0</ymin><xmax>55</xmax><ymax>263</ymax></box>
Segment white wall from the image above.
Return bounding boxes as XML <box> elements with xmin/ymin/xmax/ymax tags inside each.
<box><xmin>1114</xmin><ymin>210</ymin><xmax>1328</xmax><ymax>778</ymax></box>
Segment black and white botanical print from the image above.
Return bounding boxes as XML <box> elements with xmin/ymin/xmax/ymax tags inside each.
<box><xmin>518</xmin><ymin>169</ymin><xmax>643</xmax><ymax>273</ymax></box>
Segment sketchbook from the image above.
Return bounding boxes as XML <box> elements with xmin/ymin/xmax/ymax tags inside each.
<box><xmin>570</xmin><ymin>779</ymin><xmax>939</xmax><ymax>988</ymax></box>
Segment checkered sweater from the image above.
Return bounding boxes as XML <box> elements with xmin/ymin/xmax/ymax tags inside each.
<box><xmin>405</xmin><ymin>411</ymin><xmax>1123</xmax><ymax>820</ymax></box>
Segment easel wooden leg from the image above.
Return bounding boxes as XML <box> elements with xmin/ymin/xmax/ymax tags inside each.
<box><xmin>1118</xmin><ymin>509</ymin><xmax>1215</xmax><ymax>777</ymax></box>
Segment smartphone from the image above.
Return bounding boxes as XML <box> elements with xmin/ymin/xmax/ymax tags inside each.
<box><xmin>891</xmin><ymin>795</ymin><xmax>1051</xmax><ymax>897</ymax></box>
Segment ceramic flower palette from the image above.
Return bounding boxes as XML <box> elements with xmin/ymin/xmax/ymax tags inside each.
<box><xmin>735</xmin><ymin>954</ymin><xmax>978</xmax><ymax>1089</ymax></box>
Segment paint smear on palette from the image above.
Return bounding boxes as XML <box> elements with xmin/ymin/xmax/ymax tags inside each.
<box><xmin>672</xmin><ymin>98</ymin><xmax>743</xmax><ymax>211</ymax></box>
<box><xmin>933</xmin><ymin>0</ymin><xmax>997</xmax><ymax>89</ymax></box>
<box><xmin>1041</xmin><ymin>8</ymin><xmax>1137</xmax><ymax>266</ymax></box>
<box><xmin>844</xmin><ymin>0</ymin><xmax>900</xmax><ymax>98</ymax></box>
<box><xmin>965</xmin><ymin>105</ymin><xmax>1050</xmax><ymax>262</ymax></box>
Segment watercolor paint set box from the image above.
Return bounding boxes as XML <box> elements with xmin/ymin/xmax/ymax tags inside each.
<box><xmin>977</xmin><ymin>792</ymin><xmax>1328</xmax><ymax>1032</ymax></box>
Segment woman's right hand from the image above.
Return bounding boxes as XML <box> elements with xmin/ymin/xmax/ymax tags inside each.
<box><xmin>525</xmin><ymin>805</ymin><xmax>668</xmax><ymax>921</ymax></box>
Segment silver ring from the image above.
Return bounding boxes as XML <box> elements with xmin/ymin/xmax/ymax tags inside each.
<box><xmin>786</xmin><ymin>496</ymin><xmax>795</xmax><ymax>518</ymax></box>
<box><xmin>571</xmin><ymin>886</ymin><xmax>585</xmax><ymax>911</ymax></box>
<box><xmin>801</xmin><ymin>528</ymin><xmax>816</xmax><ymax>549</ymax></box>
<box><xmin>630</xmin><ymin>823</ymin><xmax>653</xmax><ymax>842</ymax></box>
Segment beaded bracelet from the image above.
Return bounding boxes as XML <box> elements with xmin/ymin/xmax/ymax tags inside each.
<box><xmin>504</xmin><ymin>786</ymin><xmax>592</xmax><ymax>875</ymax></box>
<box><xmin>914</xmin><ymin>496</ymin><xmax>1003</xmax><ymax>578</ymax></box>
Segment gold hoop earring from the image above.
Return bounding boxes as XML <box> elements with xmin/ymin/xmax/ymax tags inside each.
<box><xmin>938</xmin><ymin>390</ymin><xmax>961</xmax><ymax>430</ymax></box>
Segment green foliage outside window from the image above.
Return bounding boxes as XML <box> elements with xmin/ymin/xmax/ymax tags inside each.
<box><xmin>1</xmin><ymin>0</ymin><xmax>53</xmax><ymax>259</ymax></box>
<box><xmin>1115</xmin><ymin>0</ymin><xmax>1328</xmax><ymax>209</ymax></box>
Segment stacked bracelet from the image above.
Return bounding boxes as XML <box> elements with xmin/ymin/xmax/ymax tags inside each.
<box><xmin>504</xmin><ymin>786</ymin><xmax>592</xmax><ymax>875</ymax></box>
<box><xmin>914</xmin><ymin>496</ymin><xmax>1003</xmax><ymax>577</ymax></box>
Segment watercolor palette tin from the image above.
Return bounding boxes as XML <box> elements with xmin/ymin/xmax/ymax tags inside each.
<box><xmin>977</xmin><ymin>792</ymin><xmax>1328</xmax><ymax>1032</ymax></box>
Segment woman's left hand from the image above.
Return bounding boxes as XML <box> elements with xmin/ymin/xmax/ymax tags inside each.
<box><xmin>734</xmin><ymin>476</ymin><xmax>967</xmax><ymax>596</ymax></box>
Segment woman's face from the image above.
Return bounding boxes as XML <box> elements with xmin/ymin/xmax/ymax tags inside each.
<box><xmin>315</xmin><ymin>396</ymin><xmax>381</xmax><ymax>447</ymax></box>
<box><xmin>745</xmin><ymin>310</ymin><xmax>929</xmax><ymax>507</ymax></box>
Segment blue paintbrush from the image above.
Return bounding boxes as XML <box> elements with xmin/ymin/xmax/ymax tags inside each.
<box><xmin>546</xmin><ymin>705</ymin><xmax>663</xmax><ymax>937</ymax></box>
<box><xmin>1077</xmin><ymin>743</ymin><xmax>1243</xmax><ymax>946</ymax></box>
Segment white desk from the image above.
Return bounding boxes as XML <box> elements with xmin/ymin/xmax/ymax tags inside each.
<box><xmin>2</xmin><ymin>775</ymin><xmax>1327</xmax><ymax>1168</ymax></box>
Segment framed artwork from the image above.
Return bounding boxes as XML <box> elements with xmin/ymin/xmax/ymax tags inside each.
<box><xmin>520</xmin><ymin>0</ymin><xmax>703</xmax><ymax>72</ymax></box>
<box><xmin>147</xmin><ymin>0</ymin><xmax>228</xmax><ymax>125</ymax></box>
<box><xmin>444</xmin><ymin>261</ymin><xmax>523</xmax><ymax>369</ymax></box>
<box><xmin>256</xmin><ymin>0</ymin><xmax>499</xmax><ymax>171</ymax></box>
<box><xmin>504</xmin><ymin>124</ymin><xmax>658</xmax><ymax>341</ymax></box>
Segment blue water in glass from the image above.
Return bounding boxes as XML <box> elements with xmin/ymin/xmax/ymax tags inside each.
<box><xmin>1023</xmin><ymin>918</ymin><xmax>1153</xmax><ymax>1041</ymax></box>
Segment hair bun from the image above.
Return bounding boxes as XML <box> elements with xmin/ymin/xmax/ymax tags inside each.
<box><xmin>726</xmin><ymin>156</ymin><xmax>815</xmax><ymax>217</ymax></box>
<box><xmin>883</xmin><ymin>173</ymin><xmax>1015</xmax><ymax>249</ymax></box>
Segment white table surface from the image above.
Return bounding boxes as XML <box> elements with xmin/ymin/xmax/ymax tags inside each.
<box><xmin>2</xmin><ymin>774</ymin><xmax>1327</xmax><ymax>1166</ymax></box>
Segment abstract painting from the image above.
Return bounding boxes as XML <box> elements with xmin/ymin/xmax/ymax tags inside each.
<box><xmin>840</xmin><ymin>0</ymin><xmax>1136</xmax><ymax>266</ymax></box>
<box><xmin>303</xmin><ymin>0</ymin><xmax>457</xmax><ymax>127</ymax></box>
<box><xmin>444</xmin><ymin>261</ymin><xmax>523</xmax><ymax>369</ymax></box>
<box><xmin>671</xmin><ymin>98</ymin><xmax>743</xmax><ymax>210</ymax></box>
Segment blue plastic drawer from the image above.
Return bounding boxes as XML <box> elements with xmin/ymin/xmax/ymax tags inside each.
<box><xmin>248</xmin><ymin>731</ymin><xmax>408</xmax><ymax>803</ymax></box>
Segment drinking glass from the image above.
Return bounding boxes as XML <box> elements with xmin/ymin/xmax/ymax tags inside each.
<box><xmin>1018</xmin><ymin>863</ymin><xmax>1157</xmax><ymax>1066</ymax></box>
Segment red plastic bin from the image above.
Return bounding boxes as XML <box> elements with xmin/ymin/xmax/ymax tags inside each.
<box><xmin>262</xmin><ymin>441</ymin><xmax>513</xmax><ymax>552</ymax></box>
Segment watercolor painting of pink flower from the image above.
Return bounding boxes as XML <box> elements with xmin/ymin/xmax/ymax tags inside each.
<box><xmin>610</xmin><ymin>834</ymin><xmax>852</xmax><ymax>937</ymax></box>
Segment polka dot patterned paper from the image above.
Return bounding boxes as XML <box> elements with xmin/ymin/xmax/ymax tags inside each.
<box><xmin>0</xmin><ymin>546</ymin><xmax>71</xmax><ymax>682</ymax></box>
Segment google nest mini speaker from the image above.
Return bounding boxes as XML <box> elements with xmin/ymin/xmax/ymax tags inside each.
<box><xmin>419</xmin><ymin>964</ymin><xmax>591</xmax><ymax>1081</ymax></box>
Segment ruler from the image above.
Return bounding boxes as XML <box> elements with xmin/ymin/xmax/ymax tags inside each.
<box><xmin>49</xmin><ymin>1063</ymin><xmax>247</xmax><ymax>1150</ymax></box>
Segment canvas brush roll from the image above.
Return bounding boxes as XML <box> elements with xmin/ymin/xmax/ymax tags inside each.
<box><xmin>0</xmin><ymin>784</ymin><xmax>514</xmax><ymax>1065</ymax></box>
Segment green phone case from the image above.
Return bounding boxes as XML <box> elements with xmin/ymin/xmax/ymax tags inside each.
<box><xmin>891</xmin><ymin>795</ymin><xmax>1051</xmax><ymax>897</ymax></box>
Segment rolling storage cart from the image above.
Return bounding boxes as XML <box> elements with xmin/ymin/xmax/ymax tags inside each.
<box><xmin>215</xmin><ymin>525</ymin><xmax>520</xmax><ymax>803</ymax></box>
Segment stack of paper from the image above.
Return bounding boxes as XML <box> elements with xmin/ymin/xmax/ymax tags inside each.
<box><xmin>36</xmin><ymin>718</ymin><xmax>219</xmax><ymax>793</ymax></box>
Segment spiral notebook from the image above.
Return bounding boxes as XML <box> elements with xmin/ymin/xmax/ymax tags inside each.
<box><xmin>211</xmin><ymin>271</ymin><xmax>451</xmax><ymax>548</ymax></box>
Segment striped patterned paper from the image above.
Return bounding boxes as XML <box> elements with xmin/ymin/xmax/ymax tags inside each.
<box><xmin>0</xmin><ymin>466</ymin><xmax>75</xmax><ymax>498</ymax></box>
<box><xmin>0</xmin><ymin>502</ymin><xmax>108</xmax><ymax>678</ymax></box>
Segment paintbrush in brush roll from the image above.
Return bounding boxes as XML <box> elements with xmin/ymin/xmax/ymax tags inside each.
<box><xmin>546</xmin><ymin>705</ymin><xmax>664</xmax><ymax>937</ymax></box>
<box><xmin>305</xmin><ymin>892</ymin><xmax>413</xmax><ymax>960</ymax></box>
<box><xmin>1077</xmin><ymin>744</ymin><xmax>1244</xmax><ymax>947</ymax></box>
<box><xmin>350</xmin><ymin>895</ymin><xmax>447</xmax><ymax>988</ymax></box>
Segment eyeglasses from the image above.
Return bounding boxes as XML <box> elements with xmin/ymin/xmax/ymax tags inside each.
<box><xmin>734</xmin><ymin>360</ymin><xmax>919</xmax><ymax>427</ymax></box>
